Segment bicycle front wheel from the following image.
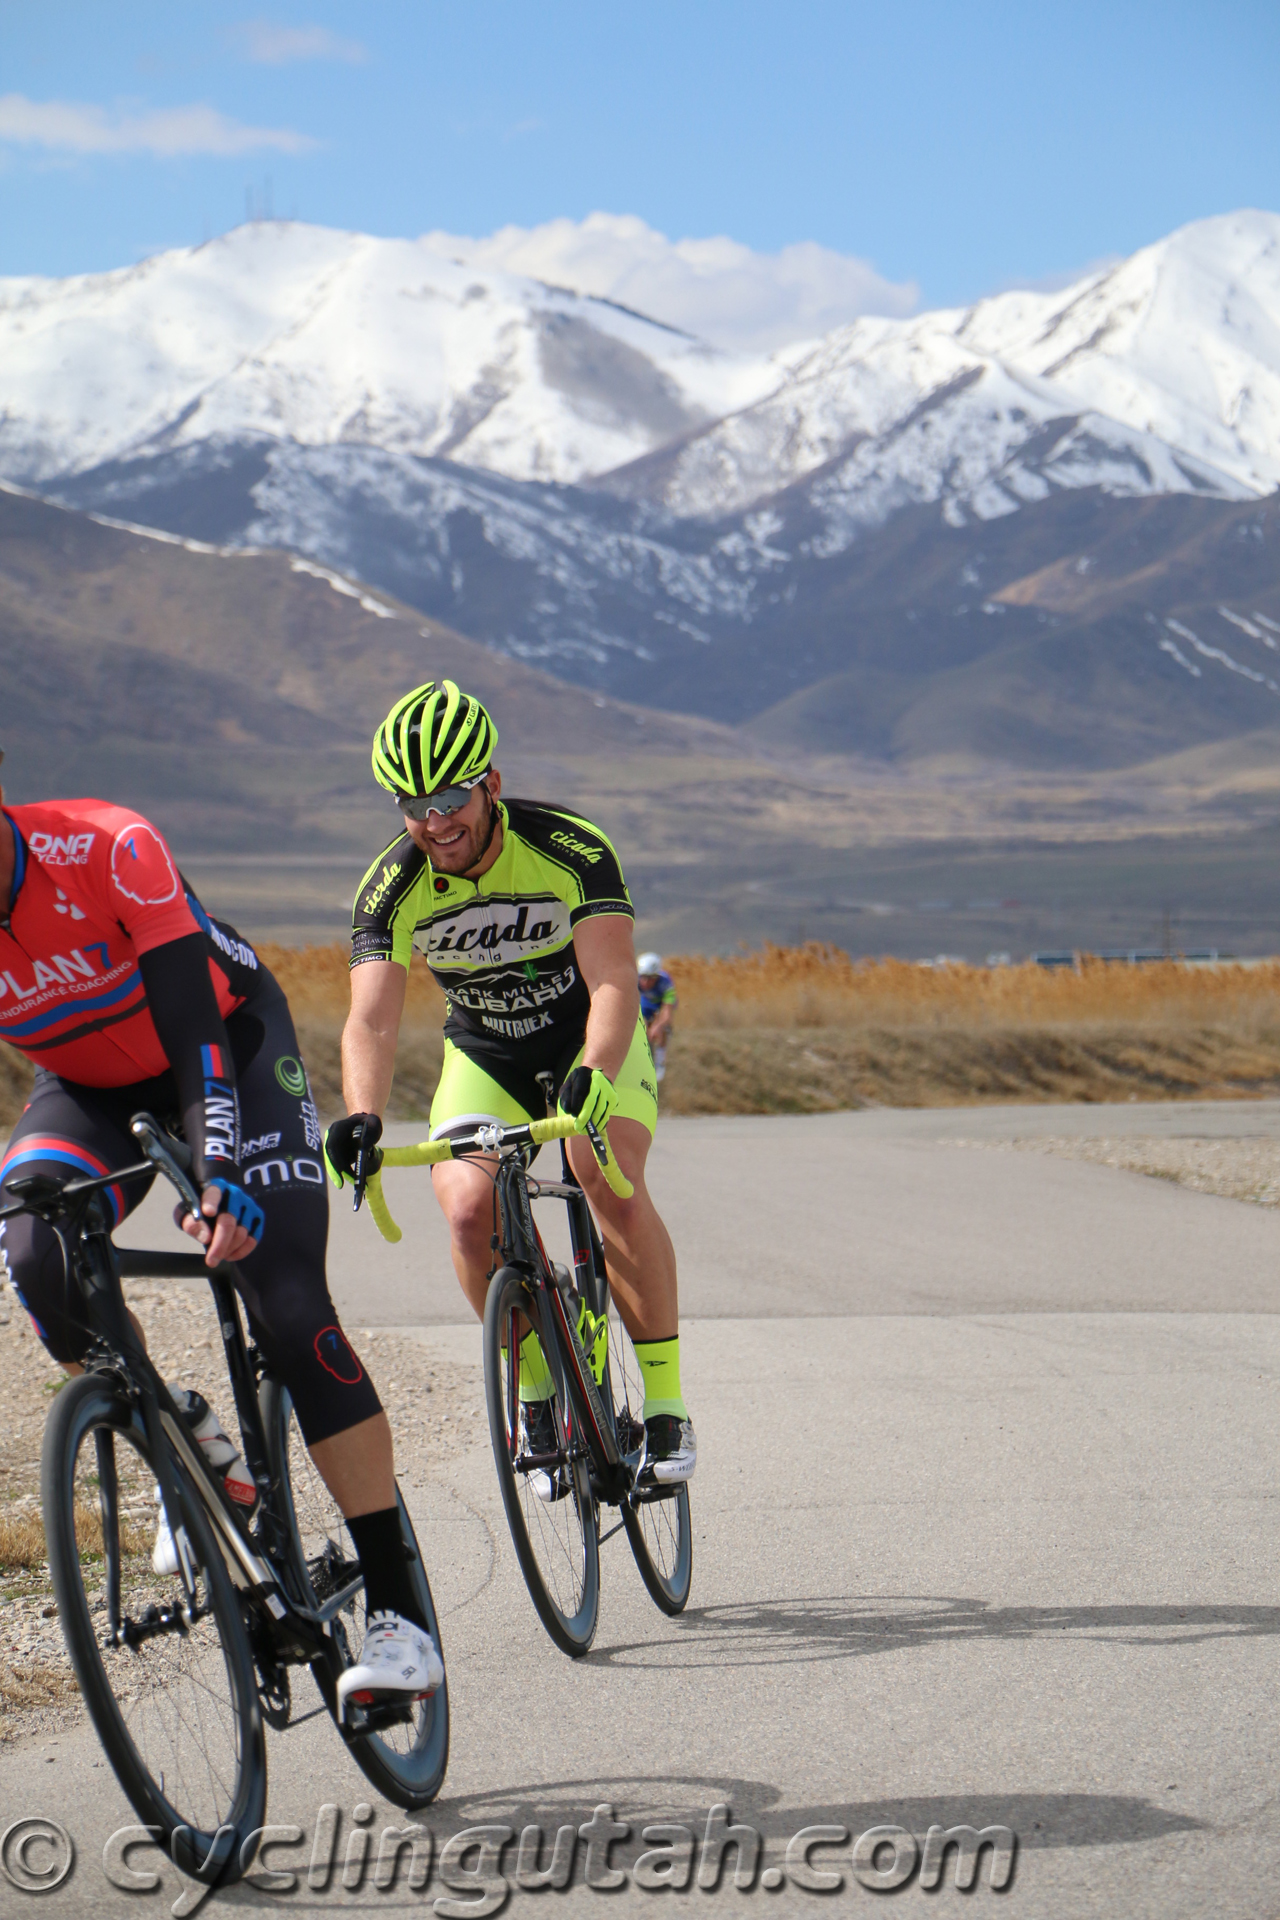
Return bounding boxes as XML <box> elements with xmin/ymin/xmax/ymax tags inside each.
<box><xmin>260</xmin><ymin>1378</ymin><xmax>449</xmax><ymax>1809</ymax></box>
<box><xmin>599</xmin><ymin>1292</ymin><xmax>693</xmax><ymax>1614</ymax></box>
<box><xmin>483</xmin><ymin>1267</ymin><xmax>599</xmax><ymax>1656</ymax></box>
<box><xmin>41</xmin><ymin>1370</ymin><xmax>266</xmax><ymax>1883</ymax></box>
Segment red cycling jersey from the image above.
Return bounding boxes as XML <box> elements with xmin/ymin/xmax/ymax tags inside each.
<box><xmin>0</xmin><ymin>799</ymin><xmax>248</xmax><ymax>1087</ymax></box>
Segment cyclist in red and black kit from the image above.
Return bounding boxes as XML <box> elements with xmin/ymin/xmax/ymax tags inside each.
<box><xmin>0</xmin><ymin>762</ymin><xmax>440</xmax><ymax>1714</ymax></box>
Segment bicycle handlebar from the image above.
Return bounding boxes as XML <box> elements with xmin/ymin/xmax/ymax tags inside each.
<box><xmin>0</xmin><ymin>1112</ymin><xmax>204</xmax><ymax>1230</ymax></box>
<box><xmin>365</xmin><ymin>1113</ymin><xmax>633</xmax><ymax>1243</ymax></box>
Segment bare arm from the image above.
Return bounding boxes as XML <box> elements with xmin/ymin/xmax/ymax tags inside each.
<box><xmin>648</xmin><ymin>1004</ymin><xmax>674</xmax><ymax>1046</ymax></box>
<box><xmin>574</xmin><ymin>915</ymin><xmax>641</xmax><ymax>1082</ymax></box>
<box><xmin>341</xmin><ymin>959</ymin><xmax>408</xmax><ymax>1115</ymax></box>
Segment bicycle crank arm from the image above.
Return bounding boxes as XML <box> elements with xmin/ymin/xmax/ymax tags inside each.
<box><xmin>113</xmin><ymin>1599</ymin><xmax>210</xmax><ymax>1648</ymax></box>
<box><xmin>341</xmin><ymin>1697</ymin><xmax>418</xmax><ymax>1739</ymax></box>
<box><xmin>516</xmin><ymin>1444</ymin><xmax>589</xmax><ymax>1474</ymax></box>
<box><xmin>290</xmin><ymin>1575</ymin><xmax>365</xmax><ymax>1628</ymax></box>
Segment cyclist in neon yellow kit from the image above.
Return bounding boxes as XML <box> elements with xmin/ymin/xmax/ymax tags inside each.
<box><xmin>325</xmin><ymin>681</ymin><xmax>695</xmax><ymax>1484</ymax></box>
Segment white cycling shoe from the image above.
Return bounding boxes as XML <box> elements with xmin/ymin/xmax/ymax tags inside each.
<box><xmin>642</xmin><ymin>1414</ymin><xmax>697</xmax><ymax>1484</ymax></box>
<box><xmin>336</xmin><ymin>1611</ymin><xmax>444</xmax><ymax>1721</ymax></box>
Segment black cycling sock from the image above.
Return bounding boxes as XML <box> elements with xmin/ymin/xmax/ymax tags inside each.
<box><xmin>344</xmin><ymin>1506</ymin><xmax>428</xmax><ymax>1633</ymax></box>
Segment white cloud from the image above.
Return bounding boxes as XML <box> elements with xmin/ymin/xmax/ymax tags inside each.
<box><xmin>0</xmin><ymin>93</ymin><xmax>317</xmax><ymax>157</ymax></box>
<box><xmin>421</xmin><ymin>211</ymin><xmax>918</xmax><ymax>352</ymax></box>
<box><xmin>230</xmin><ymin>20</ymin><xmax>368</xmax><ymax>64</ymax></box>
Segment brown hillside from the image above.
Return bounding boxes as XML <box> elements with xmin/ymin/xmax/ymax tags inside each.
<box><xmin>0</xmin><ymin>486</ymin><xmax>740</xmax><ymax>853</ymax></box>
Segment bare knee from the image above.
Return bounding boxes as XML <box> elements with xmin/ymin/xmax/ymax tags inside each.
<box><xmin>573</xmin><ymin>1160</ymin><xmax>651</xmax><ymax>1238</ymax></box>
<box><xmin>432</xmin><ymin>1163</ymin><xmax>497</xmax><ymax>1257</ymax></box>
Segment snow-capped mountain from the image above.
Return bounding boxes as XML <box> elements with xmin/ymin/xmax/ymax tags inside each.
<box><xmin>7</xmin><ymin>212</ymin><xmax>1280</xmax><ymax>525</ymax></box>
<box><xmin>606</xmin><ymin>211</ymin><xmax>1280</xmax><ymax>528</ymax></box>
<box><xmin>0</xmin><ymin>221</ymin><xmax>779</xmax><ymax>487</ymax></box>
<box><xmin>13</xmin><ymin>210</ymin><xmax>1280</xmax><ymax>766</ymax></box>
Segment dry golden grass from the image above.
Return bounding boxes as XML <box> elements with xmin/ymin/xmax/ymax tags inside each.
<box><xmin>0</xmin><ymin>1044</ymin><xmax>33</xmax><ymax>1131</ymax></box>
<box><xmin>0</xmin><ymin>1660</ymin><xmax>77</xmax><ymax>1720</ymax></box>
<box><xmin>665</xmin><ymin>944</ymin><xmax>1280</xmax><ymax>1029</ymax></box>
<box><xmin>3</xmin><ymin>943</ymin><xmax>1280</xmax><ymax>1123</ymax></box>
<box><xmin>656</xmin><ymin>946</ymin><xmax>1280</xmax><ymax>1111</ymax></box>
<box><xmin>0</xmin><ymin>1503</ymin><xmax>150</xmax><ymax>1573</ymax></box>
<box><xmin>0</xmin><ymin>1509</ymin><xmax>48</xmax><ymax>1572</ymax></box>
<box><xmin>256</xmin><ymin>944</ymin><xmax>446</xmax><ymax>1118</ymax></box>
<box><xmin>258</xmin><ymin>943</ymin><xmax>444</xmax><ymax>1020</ymax></box>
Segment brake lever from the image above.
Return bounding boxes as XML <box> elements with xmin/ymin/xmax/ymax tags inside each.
<box><xmin>352</xmin><ymin>1118</ymin><xmax>380</xmax><ymax>1214</ymax></box>
<box><xmin>130</xmin><ymin>1114</ymin><xmax>202</xmax><ymax>1217</ymax></box>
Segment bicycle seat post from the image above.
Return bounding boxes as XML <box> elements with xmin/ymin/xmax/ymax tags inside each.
<box><xmin>535</xmin><ymin>1070</ymin><xmax>557</xmax><ymax>1117</ymax></box>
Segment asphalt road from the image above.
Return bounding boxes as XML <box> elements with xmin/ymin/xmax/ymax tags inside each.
<box><xmin>5</xmin><ymin>1099</ymin><xmax>1280</xmax><ymax>1918</ymax></box>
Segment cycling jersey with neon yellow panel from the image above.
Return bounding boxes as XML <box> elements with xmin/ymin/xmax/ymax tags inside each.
<box><xmin>350</xmin><ymin>798</ymin><xmax>634</xmax><ymax>1083</ymax></box>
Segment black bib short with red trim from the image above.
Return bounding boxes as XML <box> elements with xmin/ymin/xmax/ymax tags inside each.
<box><xmin>0</xmin><ymin>975</ymin><xmax>378</xmax><ymax>1444</ymax></box>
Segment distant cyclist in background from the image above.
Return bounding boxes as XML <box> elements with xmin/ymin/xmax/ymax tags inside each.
<box><xmin>638</xmin><ymin>953</ymin><xmax>677</xmax><ymax>1084</ymax></box>
<box><xmin>326</xmin><ymin>680</ymin><xmax>696</xmax><ymax>1484</ymax></box>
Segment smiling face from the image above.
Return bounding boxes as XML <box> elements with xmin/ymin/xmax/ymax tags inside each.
<box><xmin>401</xmin><ymin>768</ymin><xmax>503</xmax><ymax>877</ymax></box>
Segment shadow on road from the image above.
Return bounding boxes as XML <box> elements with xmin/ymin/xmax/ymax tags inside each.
<box><xmin>587</xmin><ymin>1593</ymin><xmax>1280</xmax><ymax>1668</ymax></box>
<box><xmin>437</xmin><ymin>1773</ymin><xmax>1204</xmax><ymax>1854</ymax></box>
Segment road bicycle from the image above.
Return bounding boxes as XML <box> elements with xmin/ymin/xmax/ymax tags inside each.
<box><xmin>364</xmin><ymin>1099</ymin><xmax>692</xmax><ymax>1656</ymax></box>
<box><xmin>2</xmin><ymin>1114</ymin><xmax>448</xmax><ymax>1889</ymax></box>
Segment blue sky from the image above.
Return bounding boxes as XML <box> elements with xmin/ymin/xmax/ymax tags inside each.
<box><xmin>4</xmin><ymin>0</ymin><xmax>1279</xmax><ymax>317</ymax></box>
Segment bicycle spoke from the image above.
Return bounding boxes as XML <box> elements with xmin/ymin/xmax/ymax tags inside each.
<box><xmin>600</xmin><ymin>1292</ymin><xmax>693</xmax><ymax>1614</ymax></box>
<box><xmin>484</xmin><ymin>1270</ymin><xmax>599</xmax><ymax>1655</ymax></box>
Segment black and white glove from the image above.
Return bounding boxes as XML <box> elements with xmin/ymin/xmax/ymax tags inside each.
<box><xmin>324</xmin><ymin>1112</ymin><xmax>384</xmax><ymax>1189</ymax></box>
<box><xmin>557</xmin><ymin>1066</ymin><xmax>619</xmax><ymax>1135</ymax></box>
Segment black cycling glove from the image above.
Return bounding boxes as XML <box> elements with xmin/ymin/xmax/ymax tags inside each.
<box><xmin>324</xmin><ymin>1112</ymin><xmax>384</xmax><ymax>1189</ymax></box>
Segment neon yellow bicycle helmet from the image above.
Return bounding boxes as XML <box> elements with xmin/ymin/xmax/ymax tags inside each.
<box><xmin>372</xmin><ymin>680</ymin><xmax>498</xmax><ymax>797</ymax></box>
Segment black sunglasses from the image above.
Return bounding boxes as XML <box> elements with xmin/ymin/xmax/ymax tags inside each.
<box><xmin>396</xmin><ymin>773</ymin><xmax>489</xmax><ymax>820</ymax></box>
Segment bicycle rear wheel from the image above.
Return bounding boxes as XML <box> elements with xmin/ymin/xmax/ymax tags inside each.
<box><xmin>260</xmin><ymin>1378</ymin><xmax>449</xmax><ymax>1809</ymax></box>
<box><xmin>42</xmin><ymin>1370</ymin><xmax>265</xmax><ymax>1884</ymax></box>
<box><xmin>598</xmin><ymin>1289</ymin><xmax>693</xmax><ymax>1614</ymax></box>
<box><xmin>483</xmin><ymin>1266</ymin><xmax>599</xmax><ymax>1655</ymax></box>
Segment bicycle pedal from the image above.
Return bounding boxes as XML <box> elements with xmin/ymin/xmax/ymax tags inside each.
<box><xmin>344</xmin><ymin>1693</ymin><xmax>419</xmax><ymax>1733</ymax></box>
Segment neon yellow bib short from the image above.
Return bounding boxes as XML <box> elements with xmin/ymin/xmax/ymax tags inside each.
<box><xmin>351</xmin><ymin>799</ymin><xmax>657</xmax><ymax>1137</ymax></box>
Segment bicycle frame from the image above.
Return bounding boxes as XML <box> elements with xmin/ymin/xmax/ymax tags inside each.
<box><xmin>370</xmin><ymin>1116</ymin><xmax>642</xmax><ymax>1505</ymax></box>
<box><xmin>493</xmin><ymin>1145</ymin><xmax>631</xmax><ymax>1501</ymax></box>
<box><xmin>0</xmin><ymin>1121</ymin><xmax>358</xmax><ymax>1670</ymax></box>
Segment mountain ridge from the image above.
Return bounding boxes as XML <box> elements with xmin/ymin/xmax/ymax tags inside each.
<box><xmin>11</xmin><ymin>211</ymin><xmax>1280</xmax><ymax>770</ymax></box>
<box><xmin>0</xmin><ymin>223</ymin><xmax>779</xmax><ymax>489</ymax></box>
<box><xmin>7</xmin><ymin>211</ymin><xmax>1280</xmax><ymax>514</ymax></box>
